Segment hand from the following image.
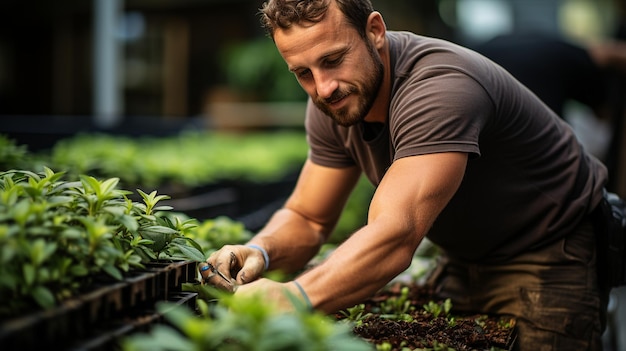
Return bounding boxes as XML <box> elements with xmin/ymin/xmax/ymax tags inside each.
<box><xmin>235</xmin><ymin>278</ymin><xmax>308</xmax><ymax>312</ymax></box>
<box><xmin>198</xmin><ymin>244</ymin><xmax>267</xmax><ymax>292</ymax></box>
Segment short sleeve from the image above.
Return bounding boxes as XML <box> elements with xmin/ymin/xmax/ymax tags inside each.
<box><xmin>389</xmin><ymin>67</ymin><xmax>491</xmax><ymax>161</ymax></box>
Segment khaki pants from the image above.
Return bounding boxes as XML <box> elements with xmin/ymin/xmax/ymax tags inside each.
<box><xmin>428</xmin><ymin>218</ymin><xmax>607</xmax><ymax>351</ymax></box>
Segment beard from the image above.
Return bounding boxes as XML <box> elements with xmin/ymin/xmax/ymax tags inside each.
<box><xmin>313</xmin><ymin>40</ymin><xmax>384</xmax><ymax>127</ymax></box>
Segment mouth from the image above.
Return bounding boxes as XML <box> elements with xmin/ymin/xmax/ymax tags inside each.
<box><xmin>326</xmin><ymin>93</ymin><xmax>349</xmax><ymax>108</ymax></box>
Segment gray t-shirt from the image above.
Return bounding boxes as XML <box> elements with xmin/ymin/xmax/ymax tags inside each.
<box><xmin>305</xmin><ymin>31</ymin><xmax>608</xmax><ymax>263</ymax></box>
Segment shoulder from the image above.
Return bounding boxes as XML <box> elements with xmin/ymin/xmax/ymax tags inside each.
<box><xmin>387</xmin><ymin>32</ymin><xmax>487</xmax><ymax>78</ymax></box>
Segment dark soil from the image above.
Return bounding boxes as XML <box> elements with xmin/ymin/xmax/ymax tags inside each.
<box><xmin>336</xmin><ymin>282</ymin><xmax>517</xmax><ymax>351</ymax></box>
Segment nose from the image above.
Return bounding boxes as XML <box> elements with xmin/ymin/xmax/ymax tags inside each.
<box><xmin>314</xmin><ymin>71</ymin><xmax>339</xmax><ymax>99</ymax></box>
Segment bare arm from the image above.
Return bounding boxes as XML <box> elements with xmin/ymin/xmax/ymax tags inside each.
<box><xmin>296</xmin><ymin>152</ymin><xmax>467</xmax><ymax>313</ymax></box>
<box><xmin>247</xmin><ymin>159</ymin><xmax>362</xmax><ymax>273</ymax></box>
<box><xmin>205</xmin><ymin>152</ymin><xmax>467</xmax><ymax>313</ymax></box>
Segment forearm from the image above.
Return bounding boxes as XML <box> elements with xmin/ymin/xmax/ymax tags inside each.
<box><xmin>293</xmin><ymin>154</ymin><xmax>466</xmax><ymax>313</ymax></box>
<box><xmin>247</xmin><ymin>207</ymin><xmax>329</xmax><ymax>274</ymax></box>
<box><xmin>295</xmin><ymin>219</ymin><xmax>423</xmax><ymax>314</ymax></box>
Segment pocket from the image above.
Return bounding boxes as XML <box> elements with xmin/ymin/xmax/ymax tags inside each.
<box><xmin>519</xmin><ymin>286</ymin><xmax>600</xmax><ymax>342</ymax></box>
<box><xmin>562</xmin><ymin>220</ymin><xmax>595</xmax><ymax>264</ymax></box>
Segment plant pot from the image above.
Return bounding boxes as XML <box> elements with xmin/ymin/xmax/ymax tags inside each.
<box><xmin>0</xmin><ymin>260</ymin><xmax>198</xmax><ymax>351</ymax></box>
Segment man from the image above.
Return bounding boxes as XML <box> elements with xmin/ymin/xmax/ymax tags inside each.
<box><xmin>200</xmin><ymin>0</ymin><xmax>609</xmax><ymax>349</ymax></box>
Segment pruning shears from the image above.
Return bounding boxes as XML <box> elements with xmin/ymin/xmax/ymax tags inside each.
<box><xmin>200</xmin><ymin>262</ymin><xmax>235</xmax><ymax>287</ymax></box>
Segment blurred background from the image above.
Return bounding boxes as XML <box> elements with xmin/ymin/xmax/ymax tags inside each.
<box><xmin>0</xmin><ymin>1</ymin><xmax>622</xmax><ymax>133</ymax></box>
<box><xmin>0</xmin><ymin>0</ymin><xmax>625</xmax><ymax>349</ymax></box>
<box><xmin>1</xmin><ymin>0</ymin><xmax>619</xmax><ymax>190</ymax></box>
<box><xmin>1</xmin><ymin>0</ymin><xmax>624</xmax><ymax>148</ymax></box>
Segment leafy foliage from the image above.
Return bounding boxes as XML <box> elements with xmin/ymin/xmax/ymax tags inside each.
<box><xmin>184</xmin><ymin>215</ymin><xmax>253</xmax><ymax>256</ymax></box>
<box><xmin>0</xmin><ymin>168</ymin><xmax>204</xmax><ymax>316</ymax></box>
<box><xmin>377</xmin><ymin>286</ymin><xmax>415</xmax><ymax>322</ymax></box>
<box><xmin>340</xmin><ymin>304</ymin><xmax>373</xmax><ymax>327</ymax></box>
<box><xmin>0</xmin><ymin>135</ymin><xmax>30</xmax><ymax>171</ymax></box>
<box><xmin>220</xmin><ymin>38</ymin><xmax>307</xmax><ymax>102</ymax></box>
<box><xmin>121</xmin><ymin>286</ymin><xmax>373</xmax><ymax>351</ymax></box>
<box><xmin>422</xmin><ymin>298</ymin><xmax>453</xmax><ymax>319</ymax></box>
<box><xmin>46</xmin><ymin>131</ymin><xmax>309</xmax><ymax>188</ymax></box>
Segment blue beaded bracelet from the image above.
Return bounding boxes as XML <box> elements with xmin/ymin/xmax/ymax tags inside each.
<box><xmin>246</xmin><ymin>244</ymin><xmax>269</xmax><ymax>271</ymax></box>
<box><xmin>293</xmin><ymin>280</ymin><xmax>313</xmax><ymax>310</ymax></box>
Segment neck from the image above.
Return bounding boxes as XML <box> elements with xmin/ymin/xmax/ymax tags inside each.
<box><xmin>364</xmin><ymin>41</ymin><xmax>391</xmax><ymax>124</ymax></box>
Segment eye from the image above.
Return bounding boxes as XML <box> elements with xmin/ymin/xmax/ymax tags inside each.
<box><xmin>324</xmin><ymin>56</ymin><xmax>343</xmax><ymax>67</ymax></box>
<box><xmin>296</xmin><ymin>69</ymin><xmax>312</xmax><ymax>79</ymax></box>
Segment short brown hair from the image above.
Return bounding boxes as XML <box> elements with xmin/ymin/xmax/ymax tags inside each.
<box><xmin>259</xmin><ymin>0</ymin><xmax>374</xmax><ymax>39</ymax></box>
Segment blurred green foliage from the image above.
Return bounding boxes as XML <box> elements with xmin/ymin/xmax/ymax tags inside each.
<box><xmin>121</xmin><ymin>287</ymin><xmax>374</xmax><ymax>351</ymax></box>
<box><xmin>47</xmin><ymin>130</ymin><xmax>309</xmax><ymax>188</ymax></box>
<box><xmin>220</xmin><ymin>38</ymin><xmax>308</xmax><ymax>102</ymax></box>
<box><xmin>1</xmin><ymin>132</ymin><xmax>373</xmax><ymax>243</ymax></box>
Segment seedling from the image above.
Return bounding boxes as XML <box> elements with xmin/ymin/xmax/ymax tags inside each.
<box><xmin>0</xmin><ymin>168</ymin><xmax>205</xmax><ymax>315</ymax></box>
<box><xmin>422</xmin><ymin>298</ymin><xmax>452</xmax><ymax>319</ymax></box>
<box><xmin>377</xmin><ymin>286</ymin><xmax>414</xmax><ymax>321</ymax></box>
<box><xmin>340</xmin><ymin>303</ymin><xmax>372</xmax><ymax>326</ymax></box>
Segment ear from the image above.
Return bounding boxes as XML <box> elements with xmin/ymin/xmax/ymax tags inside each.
<box><xmin>366</xmin><ymin>11</ymin><xmax>386</xmax><ymax>49</ymax></box>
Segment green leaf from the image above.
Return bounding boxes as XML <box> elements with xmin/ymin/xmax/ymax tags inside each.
<box><xmin>170</xmin><ymin>242</ymin><xmax>206</xmax><ymax>262</ymax></box>
<box><xmin>99</xmin><ymin>177</ymin><xmax>120</xmax><ymax>196</ymax></box>
<box><xmin>117</xmin><ymin>214</ymin><xmax>139</xmax><ymax>232</ymax></box>
<box><xmin>1</xmin><ymin>243</ymin><xmax>16</xmax><ymax>263</ymax></box>
<box><xmin>101</xmin><ymin>264</ymin><xmax>123</xmax><ymax>280</ymax></box>
<box><xmin>79</xmin><ymin>175</ymin><xmax>102</xmax><ymax>194</ymax></box>
<box><xmin>102</xmin><ymin>205</ymin><xmax>127</xmax><ymax>217</ymax></box>
<box><xmin>32</xmin><ymin>285</ymin><xmax>56</xmax><ymax>309</ymax></box>
<box><xmin>23</xmin><ymin>263</ymin><xmax>36</xmax><ymax>286</ymax></box>
<box><xmin>70</xmin><ymin>265</ymin><xmax>89</xmax><ymax>276</ymax></box>
<box><xmin>122</xmin><ymin>324</ymin><xmax>195</xmax><ymax>351</ymax></box>
<box><xmin>180</xmin><ymin>237</ymin><xmax>205</xmax><ymax>256</ymax></box>
<box><xmin>153</xmin><ymin>205</ymin><xmax>174</xmax><ymax>211</ymax></box>
<box><xmin>0</xmin><ymin>274</ymin><xmax>17</xmax><ymax>290</ymax></box>
<box><xmin>140</xmin><ymin>226</ymin><xmax>179</xmax><ymax>235</ymax></box>
<box><xmin>46</xmin><ymin>195</ymin><xmax>74</xmax><ymax>205</ymax></box>
<box><xmin>140</xmin><ymin>233</ymin><xmax>168</xmax><ymax>253</ymax></box>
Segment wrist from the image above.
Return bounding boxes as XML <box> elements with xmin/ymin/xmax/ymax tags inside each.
<box><xmin>246</xmin><ymin>244</ymin><xmax>269</xmax><ymax>271</ymax></box>
<box><xmin>292</xmin><ymin>280</ymin><xmax>313</xmax><ymax>310</ymax></box>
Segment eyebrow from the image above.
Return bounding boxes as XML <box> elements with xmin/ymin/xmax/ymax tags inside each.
<box><xmin>288</xmin><ymin>47</ymin><xmax>350</xmax><ymax>73</ymax></box>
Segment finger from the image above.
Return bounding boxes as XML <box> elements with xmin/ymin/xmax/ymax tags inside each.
<box><xmin>199</xmin><ymin>261</ymin><xmax>237</xmax><ymax>292</ymax></box>
<box><xmin>235</xmin><ymin>249</ymin><xmax>266</xmax><ymax>284</ymax></box>
<box><xmin>200</xmin><ymin>247</ymin><xmax>243</xmax><ymax>288</ymax></box>
<box><xmin>198</xmin><ymin>262</ymin><xmax>215</xmax><ymax>281</ymax></box>
<box><xmin>229</xmin><ymin>251</ymin><xmax>238</xmax><ymax>276</ymax></box>
<box><xmin>207</xmin><ymin>249</ymin><xmax>236</xmax><ymax>281</ymax></box>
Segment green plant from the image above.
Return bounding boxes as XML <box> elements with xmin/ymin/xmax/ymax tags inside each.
<box><xmin>0</xmin><ymin>134</ymin><xmax>48</xmax><ymax>171</ymax></box>
<box><xmin>185</xmin><ymin>215</ymin><xmax>253</xmax><ymax>255</ymax></box>
<box><xmin>421</xmin><ymin>298</ymin><xmax>457</xmax><ymax>327</ymax></box>
<box><xmin>46</xmin><ymin>131</ymin><xmax>309</xmax><ymax>188</ymax></box>
<box><xmin>220</xmin><ymin>38</ymin><xmax>307</xmax><ymax>102</ymax></box>
<box><xmin>376</xmin><ymin>286</ymin><xmax>414</xmax><ymax>322</ymax></box>
<box><xmin>422</xmin><ymin>298</ymin><xmax>453</xmax><ymax>319</ymax></box>
<box><xmin>0</xmin><ymin>168</ymin><xmax>204</xmax><ymax>316</ymax></box>
<box><xmin>121</xmin><ymin>286</ymin><xmax>373</xmax><ymax>351</ymax></box>
<box><xmin>340</xmin><ymin>303</ymin><xmax>373</xmax><ymax>327</ymax></box>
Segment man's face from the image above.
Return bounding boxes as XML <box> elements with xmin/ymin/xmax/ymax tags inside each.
<box><xmin>273</xmin><ymin>4</ymin><xmax>384</xmax><ymax>127</ymax></box>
